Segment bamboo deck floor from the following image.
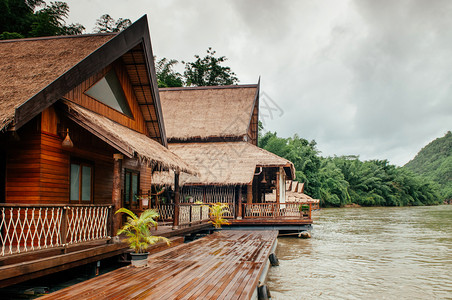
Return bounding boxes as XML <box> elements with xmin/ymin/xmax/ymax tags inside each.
<box><xmin>40</xmin><ymin>230</ymin><xmax>278</xmax><ymax>300</ymax></box>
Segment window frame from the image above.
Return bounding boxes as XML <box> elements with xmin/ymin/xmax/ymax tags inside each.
<box><xmin>123</xmin><ymin>169</ymin><xmax>140</xmax><ymax>209</ymax></box>
<box><xmin>69</xmin><ymin>159</ymin><xmax>94</xmax><ymax>204</ymax></box>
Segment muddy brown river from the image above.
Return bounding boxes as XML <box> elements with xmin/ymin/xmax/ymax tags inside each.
<box><xmin>267</xmin><ymin>205</ymin><xmax>452</xmax><ymax>299</ymax></box>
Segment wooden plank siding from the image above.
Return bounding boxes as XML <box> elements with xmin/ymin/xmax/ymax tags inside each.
<box><xmin>5</xmin><ymin>120</ymin><xmax>42</xmax><ymax>203</ymax></box>
<box><xmin>40</xmin><ymin>132</ymin><xmax>69</xmax><ymax>203</ymax></box>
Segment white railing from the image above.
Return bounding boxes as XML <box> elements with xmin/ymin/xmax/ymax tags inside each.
<box><xmin>178</xmin><ymin>204</ymin><xmax>211</xmax><ymax>227</ymax></box>
<box><xmin>66</xmin><ymin>206</ymin><xmax>110</xmax><ymax>245</ymax></box>
<box><xmin>0</xmin><ymin>204</ymin><xmax>111</xmax><ymax>256</ymax></box>
<box><xmin>243</xmin><ymin>202</ymin><xmax>312</xmax><ymax>219</ymax></box>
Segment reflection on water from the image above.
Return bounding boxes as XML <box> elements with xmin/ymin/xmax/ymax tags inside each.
<box><xmin>267</xmin><ymin>206</ymin><xmax>452</xmax><ymax>300</ymax></box>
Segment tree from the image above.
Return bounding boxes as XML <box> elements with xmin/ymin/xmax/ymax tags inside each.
<box><xmin>155</xmin><ymin>57</ymin><xmax>183</xmax><ymax>88</ymax></box>
<box><xmin>30</xmin><ymin>1</ymin><xmax>84</xmax><ymax>37</ymax></box>
<box><xmin>93</xmin><ymin>14</ymin><xmax>131</xmax><ymax>33</ymax></box>
<box><xmin>0</xmin><ymin>0</ymin><xmax>84</xmax><ymax>39</ymax></box>
<box><xmin>258</xmin><ymin>125</ymin><xmax>441</xmax><ymax>207</ymax></box>
<box><xmin>183</xmin><ymin>47</ymin><xmax>239</xmax><ymax>86</ymax></box>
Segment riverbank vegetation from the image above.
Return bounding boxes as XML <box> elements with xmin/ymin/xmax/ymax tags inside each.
<box><xmin>259</xmin><ymin>129</ymin><xmax>443</xmax><ymax>207</ymax></box>
<box><xmin>405</xmin><ymin>131</ymin><xmax>452</xmax><ymax>202</ymax></box>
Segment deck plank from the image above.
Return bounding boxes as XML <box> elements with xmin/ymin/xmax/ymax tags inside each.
<box><xmin>40</xmin><ymin>230</ymin><xmax>278</xmax><ymax>300</ymax></box>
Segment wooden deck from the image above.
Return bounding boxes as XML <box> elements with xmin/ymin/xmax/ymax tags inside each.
<box><xmin>0</xmin><ymin>222</ymin><xmax>212</xmax><ymax>288</ymax></box>
<box><xmin>40</xmin><ymin>230</ymin><xmax>278</xmax><ymax>300</ymax></box>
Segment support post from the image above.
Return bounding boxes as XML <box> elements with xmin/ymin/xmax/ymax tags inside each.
<box><xmin>173</xmin><ymin>171</ymin><xmax>180</xmax><ymax>229</ymax></box>
<box><xmin>276</xmin><ymin>169</ymin><xmax>280</xmax><ymax>217</ymax></box>
<box><xmin>237</xmin><ymin>186</ymin><xmax>243</xmax><ymax>220</ymax></box>
<box><xmin>247</xmin><ymin>184</ymin><xmax>253</xmax><ymax>204</ymax></box>
<box><xmin>112</xmin><ymin>153</ymin><xmax>123</xmax><ymax>235</ymax></box>
<box><xmin>61</xmin><ymin>207</ymin><xmax>68</xmax><ymax>253</ymax></box>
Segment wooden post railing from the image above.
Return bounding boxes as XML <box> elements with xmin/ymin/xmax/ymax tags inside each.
<box><xmin>241</xmin><ymin>202</ymin><xmax>313</xmax><ymax>220</ymax></box>
<box><xmin>0</xmin><ymin>204</ymin><xmax>112</xmax><ymax>256</ymax></box>
<box><xmin>176</xmin><ymin>203</ymin><xmax>211</xmax><ymax>227</ymax></box>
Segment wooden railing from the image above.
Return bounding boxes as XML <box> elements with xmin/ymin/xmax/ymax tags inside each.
<box><xmin>243</xmin><ymin>202</ymin><xmax>312</xmax><ymax>219</ymax></box>
<box><xmin>0</xmin><ymin>204</ymin><xmax>112</xmax><ymax>256</ymax></box>
<box><xmin>156</xmin><ymin>204</ymin><xmax>174</xmax><ymax>222</ymax></box>
<box><xmin>178</xmin><ymin>203</ymin><xmax>211</xmax><ymax>227</ymax></box>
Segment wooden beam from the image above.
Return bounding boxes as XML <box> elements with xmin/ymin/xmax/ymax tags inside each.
<box><xmin>172</xmin><ymin>171</ymin><xmax>180</xmax><ymax>229</ymax></box>
<box><xmin>0</xmin><ymin>243</ymin><xmax>128</xmax><ymax>286</ymax></box>
<box><xmin>112</xmin><ymin>154</ymin><xmax>123</xmax><ymax>234</ymax></box>
<box><xmin>237</xmin><ymin>186</ymin><xmax>243</xmax><ymax>220</ymax></box>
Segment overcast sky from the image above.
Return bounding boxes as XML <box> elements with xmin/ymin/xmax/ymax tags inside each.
<box><xmin>64</xmin><ymin>0</ymin><xmax>452</xmax><ymax>166</ymax></box>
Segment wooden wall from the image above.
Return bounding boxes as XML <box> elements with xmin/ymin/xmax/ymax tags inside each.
<box><xmin>40</xmin><ymin>132</ymin><xmax>69</xmax><ymax>203</ymax></box>
<box><xmin>4</xmin><ymin>106</ymin><xmax>155</xmax><ymax>205</ymax></box>
<box><xmin>63</xmin><ymin>61</ymin><xmax>148</xmax><ymax>135</ymax></box>
<box><xmin>5</xmin><ymin>119</ymin><xmax>41</xmax><ymax>203</ymax></box>
<box><xmin>122</xmin><ymin>158</ymin><xmax>154</xmax><ymax>195</ymax></box>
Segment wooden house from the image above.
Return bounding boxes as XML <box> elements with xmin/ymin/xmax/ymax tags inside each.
<box><xmin>154</xmin><ymin>85</ymin><xmax>314</xmax><ymax>230</ymax></box>
<box><xmin>0</xmin><ymin>16</ymin><xmax>201</xmax><ymax>287</ymax></box>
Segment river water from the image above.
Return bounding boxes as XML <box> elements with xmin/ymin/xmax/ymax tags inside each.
<box><xmin>267</xmin><ymin>205</ymin><xmax>452</xmax><ymax>300</ymax></box>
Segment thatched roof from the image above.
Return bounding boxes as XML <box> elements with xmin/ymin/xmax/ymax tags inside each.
<box><xmin>159</xmin><ymin>85</ymin><xmax>258</xmax><ymax>141</ymax></box>
<box><xmin>153</xmin><ymin>141</ymin><xmax>294</xmax><ymax>186</ymax></box>
<box><xmin>0</xmin><ymin>34</ymin><xmax>115</xmax><ymax>131</ymax></box>
<box><xmin>65</xmin><ymin>101</ymin><xmax>197</xmax><ymax>175</ymax></box>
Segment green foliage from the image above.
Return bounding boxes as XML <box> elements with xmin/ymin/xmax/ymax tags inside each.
<box><xmin>259</xmin><ymin>129</ymin><xmax>442</xmax><ymax>207</ymax></box>
<box><xmin>116</xmin><ymin>208</ymin><xmax>169</xmax><ymax>253</ymax></box>
<box><xmin>0</xmin><ymin>32</ymin><xmax>24</xmax><ymax>39</ymax></box>
<box><xmin>208</xmin><ymin>202</ymin><xmax>230</xmax><ymax>229</ymax></box>
<box><xmin>30</xmin><ymin>1</ymin><xmax>84</xmax><ymax>36</ymax></box>
<box><xmin>183</xmin><ymin>47</ymin><xmax>239</xmax><ymax>86</ymax></box>
<box><xmin>405</xmin><ymin>131</ymin><xmax>452</xmax><ymax>201</ymax></box>
<box><xmin>93</xmin><ymin>14</ymin><xmax>131</xmax><ymax>33</ymax></box>
<box><xmin>155</xmin><ymin>57</ymin><xmax>184</xmax><ymax>88</ymax></box>
<box><xmin>0</xmin><ymin>0</ymin><xmax>84</xmax><ymax>39</ymax></box>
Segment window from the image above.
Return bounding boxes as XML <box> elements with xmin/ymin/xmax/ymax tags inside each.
<box><xmin>124</xmin><ymin>170</ymin><xmax>139</xmax><ymax>208</ymax></box>
<box><xmin>85</xmin><ymin>69</ymin><xmax>133</xmax><ymax>117</ymax></box>
<box><xmin>70</xmin><ymin>161</ymin><xmax>93</xmax><ymax>203</ymax></box>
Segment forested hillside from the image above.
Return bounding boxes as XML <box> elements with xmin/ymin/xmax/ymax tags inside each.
<box><xmin>259</xmin><ymin>129</ymin><xmax>442</xmax><ymax>207</ymax></box>
<box><xmin>405</xmin><ymin>131</ymin><xmax>452</xmax><ymax>201</ymax></box>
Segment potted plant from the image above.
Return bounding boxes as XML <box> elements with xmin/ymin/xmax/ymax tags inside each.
<box><xmin>136</xmin><ymin>195</ymin><xmax>150</xmax><ymax>208</ymax></box>
<box><xmin>115</xmin><ymin>208</ymin><xmax>170</xmax><ymax>267</ymax></box>
<box><xmin>209</xmin><ymin>202</ymin><xmax>230</xmax><ymax>229</ymax></box>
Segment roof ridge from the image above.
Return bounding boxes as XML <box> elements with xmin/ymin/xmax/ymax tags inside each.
<box><xmin>159</xmin><ymin>84</ymin><xmax>258</xmax><ymax>92</ymax></box>
<box><xmin>0</xmin><ymin>33</ymin><xmax>117</xmax><ymax>44</ymax></box>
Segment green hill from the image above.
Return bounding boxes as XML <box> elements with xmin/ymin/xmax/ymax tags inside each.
<box><xmin>404</xmin><ymin>131</ymin><xmax>452</xmax><ymax>201</ymax></box>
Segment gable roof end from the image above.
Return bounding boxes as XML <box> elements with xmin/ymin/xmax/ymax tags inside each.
<box><xmin>0</xmin><ymin>15</ymin><xmax>167</xmax><ymax>146</ymax></box>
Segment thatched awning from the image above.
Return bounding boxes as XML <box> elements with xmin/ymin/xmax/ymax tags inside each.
<box><xmin>65</xmin><ymin>102</ymin><xmax>197</xmax><ymax>175</ymax></box>
<box><xmin>159</xmin><ymin>85</ymin><xmax>258</xmax><ymax>141</ymax></box>
<box><xmin>153</xmin><ymin>141</ymin><xmax>295</xmax><ymax>186</ymax></box>
<box><xmin>0</xmin><ymin>34</ymin><xmax>115</xmax><ymax>131</ymax></box>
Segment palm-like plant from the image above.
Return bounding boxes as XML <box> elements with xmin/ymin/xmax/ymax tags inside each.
<box><xmin>115</xmin><ymin>208</ymin><xmax>169</xmax><ymax>253</ymax></box>
<box><xmin>209</xmin><ymin>203</ymin><xmax>230</xmax><ymax>229</ymax></box>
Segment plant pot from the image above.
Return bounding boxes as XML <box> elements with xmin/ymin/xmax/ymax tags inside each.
<box><xmin>130</xmin><ymin>252</ymin><xmax>149</xmax><ymax>267</ymax></box>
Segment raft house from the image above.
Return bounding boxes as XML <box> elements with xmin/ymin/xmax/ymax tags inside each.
<box><xmin>152</xmin><ymin>83</ymin><xmax>318</xmax><ymax>232</ymax></box>
<box><xmin>0</xmin><ymin>15</ymin><xmax>317</xmax><ymax>298</ymax></box>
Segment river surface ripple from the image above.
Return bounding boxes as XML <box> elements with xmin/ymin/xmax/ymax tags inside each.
<box><xmin>267</xmin><ymin>206</ymin><xmax>452</xmax><ymax>300</ymax></box>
